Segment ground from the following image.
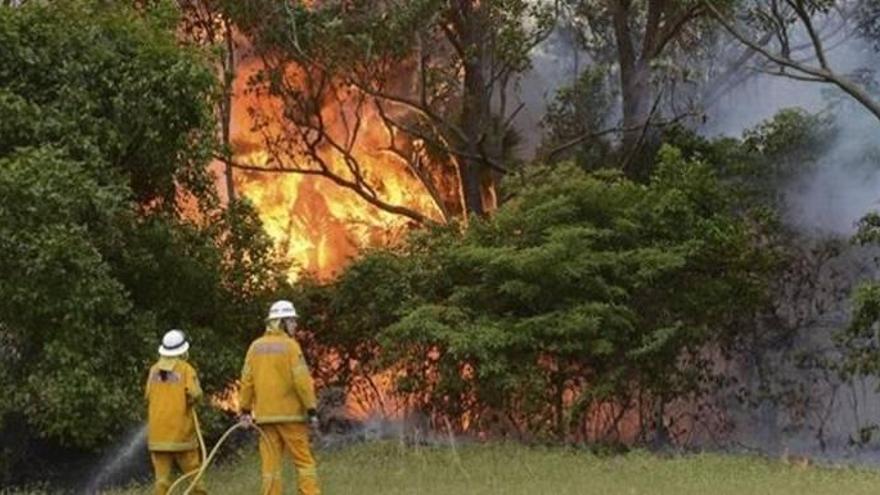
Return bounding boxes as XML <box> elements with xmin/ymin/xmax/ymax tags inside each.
<box><xmin>94</xmin><ymin>441</ymin><xmax>880</xmax><ymax>495</ymax></box>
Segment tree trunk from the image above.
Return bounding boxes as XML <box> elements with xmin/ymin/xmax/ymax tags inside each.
<box><xmin>651</xmin><ymin>398</ymin><xmax>670</xmax><ymax>448</ymax></box>
<box><xmin>619</xmin><ymin>59</ymin><xmax>658</xmax><ymax>179</ymax></box>
<box><xmin>456</xmin><ymin>0</ymin><xmax>490</xmax><ymax>217</ymax></box>
<box><xmin>221</xmin><ymin>20</ymin><xmax>236</xmax><ymax>202</ymax></box>
<box><xmin>620</xmin><ymin>58</ymin><xmax>651</xmax><ymax>150</ymax></box>
<box><xmin>610</xmin><ymin>0</ymin><xmax>666</xmax><ymax>180</ymax></box>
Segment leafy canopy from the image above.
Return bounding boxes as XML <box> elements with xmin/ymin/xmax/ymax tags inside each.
<box><xmin>0</xmin><ymin>1</ymin><xmax>286</xmax><ymax>480</ymax></box>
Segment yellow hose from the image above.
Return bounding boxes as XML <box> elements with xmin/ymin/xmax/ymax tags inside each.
<box><xmin>165</xmin><ymin>411</ymin><xmax>278</xmax><ymax>495</ymax></box>
<box><xmin>164</xmin><ymin>409</ymin><xmax>209</xmax><ymax>494</ymax></box>
<box><xmin>194</xmin><ymin>410</ymin><xmax>207</xmax><ymax>463</ymax></box>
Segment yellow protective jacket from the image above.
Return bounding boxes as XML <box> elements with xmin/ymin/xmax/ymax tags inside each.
<box><xmin>240</xmin><ymin>328</ymin><xmax>317</xmax><ymax>424</ymax></box>
<box><xmin>144</xmin><ymin>357</ymin><xmax>202</xmax><ymax>452</ymax></box>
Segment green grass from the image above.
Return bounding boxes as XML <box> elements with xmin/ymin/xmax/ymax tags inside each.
<box><xmin>103</xmin><ymin>441</ymin><xmax>880</xmax><ymax>495</ymax></box>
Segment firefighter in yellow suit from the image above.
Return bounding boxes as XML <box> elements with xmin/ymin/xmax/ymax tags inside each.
<box><xmin>239</xmin><ymin>300</ymin><xmax>320</xmax><ymax>495</ymax></box>
<box><xmin>145</xmin><ymin>329</ymin><xmax>206</xmax><ymax>495</ymax></box>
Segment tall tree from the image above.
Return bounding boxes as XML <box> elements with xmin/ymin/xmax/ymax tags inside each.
<box><xmin>563</xmin><ymin>0</ymin><xmax>706</xmax><ymax>177</ymax></box>
<box><xmin>137</xmin><ymin>0</ymin><xmax>241</xmax><ymax>201</ymax></box>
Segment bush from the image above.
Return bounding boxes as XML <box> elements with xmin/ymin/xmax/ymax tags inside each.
<box><xmin>299</xmin><ymin>147</ymin><xmax>778</xmax><ymax>443</ymax></box>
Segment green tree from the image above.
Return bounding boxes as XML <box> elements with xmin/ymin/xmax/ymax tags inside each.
<box><xmin>0</xmin><ymin>1</ymin><xmax>287</xmax><ymax>483</ymax></box>
<box><xmin>311</xmin><ymin>146</ymin><xmax>777</xmax><ymax>442</ymax></box>
<box><xmin>539</xmin><ymin>66</ymin><xmax>616</xmax><ymax>169</ymax></box>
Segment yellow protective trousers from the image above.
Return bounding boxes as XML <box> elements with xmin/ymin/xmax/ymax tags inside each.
<box><xmin>150</xmin><ymin>449</ymin><xmax>207</xmax><ymax>495</ymax></box>
<box><xmin>258</xmin><ymin>423</ymin><xmax>320</xmax><ymax>495</ymax></box>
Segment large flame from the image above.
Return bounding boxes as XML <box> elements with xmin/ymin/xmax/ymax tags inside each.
<box><xmin>225</xmin><ymin>57</ymin><xmax>447</xmax><ymax>280</ymax></box>
<box><xmin>210</xmin><ymin>42</ymin><xmax>456</xmax><ymax>422</ymax></box>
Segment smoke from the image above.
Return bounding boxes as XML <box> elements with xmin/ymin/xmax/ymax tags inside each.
<box><xmin>705</xmin><ymin>35</ymin><xmax>880</xmax><ymax>237</ymax></box>
<box><xmin>703</xmin><ymin>76</ymin><xmax>828</xmax><ymax>138</ymax></box>
<box><xmin>316</xmin><ymin>412</ymin><xmax>464</xmax><ymax>452</ymax></box>
<box><xmin>785</xmin><ymin>112</ymin><xmax>880</xmax><ymax>236</ymax></box>
<box><xmin>723</xmin><ymin>239</ymin><xmax>880</xmax><ymax>461</ymax></box>
<box><xmin>513</xmin><ymin>27</ymin><xmax>589</xmax><ymax>158</ymax></box>
<box><xmin>507</xmin><ymin>16</ymin><xmax>880</xmax><ymax>458</ymax></box>
<box><xmin>695</xmin><ymin>25</ymin><xmax>880</xmax><ymax>460</ymax></box>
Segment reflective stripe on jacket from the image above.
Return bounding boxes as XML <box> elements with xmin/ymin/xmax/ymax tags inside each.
<box><xmin>145</xmin><ymin>358</ymin><xmax>202</xmax><ymax>451</ymax></box>
<box><xmin>240</xmin><ymin>328</ymin><xmax>317</xmax><ymax>424</ymax></box>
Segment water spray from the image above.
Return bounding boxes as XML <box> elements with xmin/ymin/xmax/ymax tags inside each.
<box><xmin>83</xmin><ymin>425</ymin><xmax>148</xmax><ymax>493</ymax></box>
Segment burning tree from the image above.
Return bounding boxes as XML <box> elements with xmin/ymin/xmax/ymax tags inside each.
<box><xmin>222</xmin><ymin>0</ymin><xmax>556</xmax><ymax>220</ymax></box>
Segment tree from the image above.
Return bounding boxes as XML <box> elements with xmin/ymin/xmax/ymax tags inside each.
<box><xmin>539</xmin><ymin>66</ymin><xmax>617</xmax><ymax>169</ymax></box>
<box><xmin>223</xmin><ymin>0</ymin><xmax>555</xmax><ymax>219</ymax></box>
<box><xmin>164</xmin><ymin>0</ymin><xmax>241</xmax><ymax>201</ymax></box>
<box><xmin>0</xmin><ymin>1</ymin><xmax>287</xmax><ymax>483</ymax></box>
<box><xmin>311</xmin><ymin>146</ymin><xmax>777</xmax><ymax>443</ymax></box>
<box><xmin>707</xmin><ymin>0</ymin><xmax>880</xmax><ymax>122</ymax></box>
<box><xmin>560</xmin><ymin>0</ymin><xmax>708</xmax><ymax>177</ymax></box>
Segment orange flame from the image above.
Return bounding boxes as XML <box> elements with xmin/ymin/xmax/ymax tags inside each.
<box><xmin>209</xmin><ymin>43</ymin><xmax>458</xmax><ymax>422</ymax></box>
<box><xmin>225</xmin><ymin>57</ymin><xmax>447</xmax><ymax>280</ymax></box>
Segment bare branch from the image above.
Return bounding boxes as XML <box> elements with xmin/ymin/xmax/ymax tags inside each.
<box><xmin>375</xmin><ymin>99</ymin><xmax>513</xmax><ymax>175</ymax></box>
<box><xmin>502</xmin><ymin>101</ymin><xmax>526</xmax><ymax>133</ymax></box>
<box><xmin>544</xmin><ymin>109</ymin><xmax>698</xmax><ymax>162</ymax></box>
<box><xmin>620</xmin><ymin>91</ymin><xmax>665</xmax><ymax>174</ymax></box>
<box><xmin>789</xmin><ymin>0</ymin><xmax>829</xmax><ymax>69</ymax></box>
<box><xmin>705</xmin><ymin>1</ymin><xmax>880</xmax><ymax>122</ymax></box>
<box><xmin>755</xmin><ymin>68</ymin><xmax>827</xmax><ymax>82</ymax></box>
<box><xmin>375</xmin><ymin>107</ymin><xmax>452</xmax><ymax>221</ymax></box>
<box><xmin>224</xmin><ymin>155</ymin><xmax>437</xmax><ymax>225</ymax></box>
<box><xmin>353</xmin><ymin>83</ymin><xmax>471</xmax><ymax>145</ymax></box>
<box><xmin>652</xmin><ymin>4</ymin><xmax>706</xmax><ymax>59</ymax></box>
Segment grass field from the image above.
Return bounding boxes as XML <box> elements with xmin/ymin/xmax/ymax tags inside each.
<box><xmin>98</xmin><ymin>441</ymin><xmax>880</xmax><ymax>495</ymax></box>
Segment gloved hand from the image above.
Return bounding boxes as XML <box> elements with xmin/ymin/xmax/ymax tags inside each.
<box><xmin>239</xmin><ymin>412</ymin><xmax>254</xmax><ymax>429</ymax></box>
<box><xmin>307</xmin><ymin>408</ymin><xmax>320</xmax><ymax>431</ymax></box>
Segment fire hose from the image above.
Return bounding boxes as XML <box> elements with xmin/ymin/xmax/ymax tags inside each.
<box><xmin>165</xmin><ymin>410</ymin><xmax>279</xmax><ymax>495</ymax></box>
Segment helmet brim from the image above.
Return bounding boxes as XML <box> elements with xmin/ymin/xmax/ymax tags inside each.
<box><xmin>266</xmin><ymin>313</ymin><xmax>298</xmax><ymax>321</ymax></box>
<box><xmin>158</xmin><ymin>341</ymin><xmax>190</xmax><ymax>357</ymax></box>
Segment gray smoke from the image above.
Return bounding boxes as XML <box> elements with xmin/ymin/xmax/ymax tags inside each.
<box><xmin>509</xmin><ymin>7</ymin><xmax>880</xmax><ymax>459</ymax></box>
<box><xmin>514</xmin><ymin>27</ymin><xmax>590</xmax><ymax>158</ymax></box>
<box><xmin>705</xmin><ymin>35</ymin><xmax>880</xmax><ymax>236</ymax></box>
<box><xmin>699</xmin><ymin>28</ymin><xmax>880</xmax><ymax>460</ymax></box>
<box><xmin>785</xmin><ymin>112</ymin><xmax>880</xmax><ymax>236</ymax></box>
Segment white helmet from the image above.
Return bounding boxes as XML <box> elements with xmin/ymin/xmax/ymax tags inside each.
<box><xmin>158</xmin><ymin>329</ymin><xmax>190</xmax><ymax>357</ymax></box>
<box><xmin>267</xmin><ymin>300</ymin><xmax>298</xmax><ymax>320</ymax></box>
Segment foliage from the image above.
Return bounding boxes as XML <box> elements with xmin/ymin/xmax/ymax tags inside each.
<box><xmin>0</xmin><ymin>0</ymin><xmax>215</xmax><ymax>208</ymax></box>
<box><xmin>857</xmin><ymin>0</ymin><xmax>880</xmax><ymax>50</ymax></box>
<box><xmin>662</xmin><ymin>108</ymin><xmax>834</xmax><ymax>213</ymax></box>
<box><xmin>539</xmin><ymin>66</ymin><xmax>616</xmax><ymax>169</ymax></box>
<box><xmin>306</xmin><ymin>146</ymin><xmax>778</xmax><ymax>441</ymax></box>
<box><xmin>835</xmin><ymin>213</ymin><xmax>880</xmax><ymax>381</ymax></box>
<box><xmin>0</xmin><ymin>0</ymin><xmax>287</xmax><ymax>483</ymax></box>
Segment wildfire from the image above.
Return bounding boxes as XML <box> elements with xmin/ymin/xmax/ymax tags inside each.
<box><xmin>225</xmin><ymin>57</ymin><xmax>447</xmax><ymax>280</ymax></box>
<box><xmin>208</xmin><ymin>40</ymin><xmax>454</xmax><ymax>422</ymax></box>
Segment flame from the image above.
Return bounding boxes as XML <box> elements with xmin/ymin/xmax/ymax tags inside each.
<box><xmin>225</xmin><ymin>56</ymin><xmax>448</xmax><ymax>280</ymax></box>
<box><xmin>206</xmin><ymin>37</ymin><xmax>467</xmax><ymax>423</ymax></box>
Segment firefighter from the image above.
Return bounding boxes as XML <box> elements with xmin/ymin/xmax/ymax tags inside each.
<box><xmin>145</xmin><ymin>329</ymin><xmax>206</xmax><ymax>495</ymax></box>
<box><xmin>239</xmin><ymin>300</ymin><xmax>320</xmax><ymax>495</ymax></box>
